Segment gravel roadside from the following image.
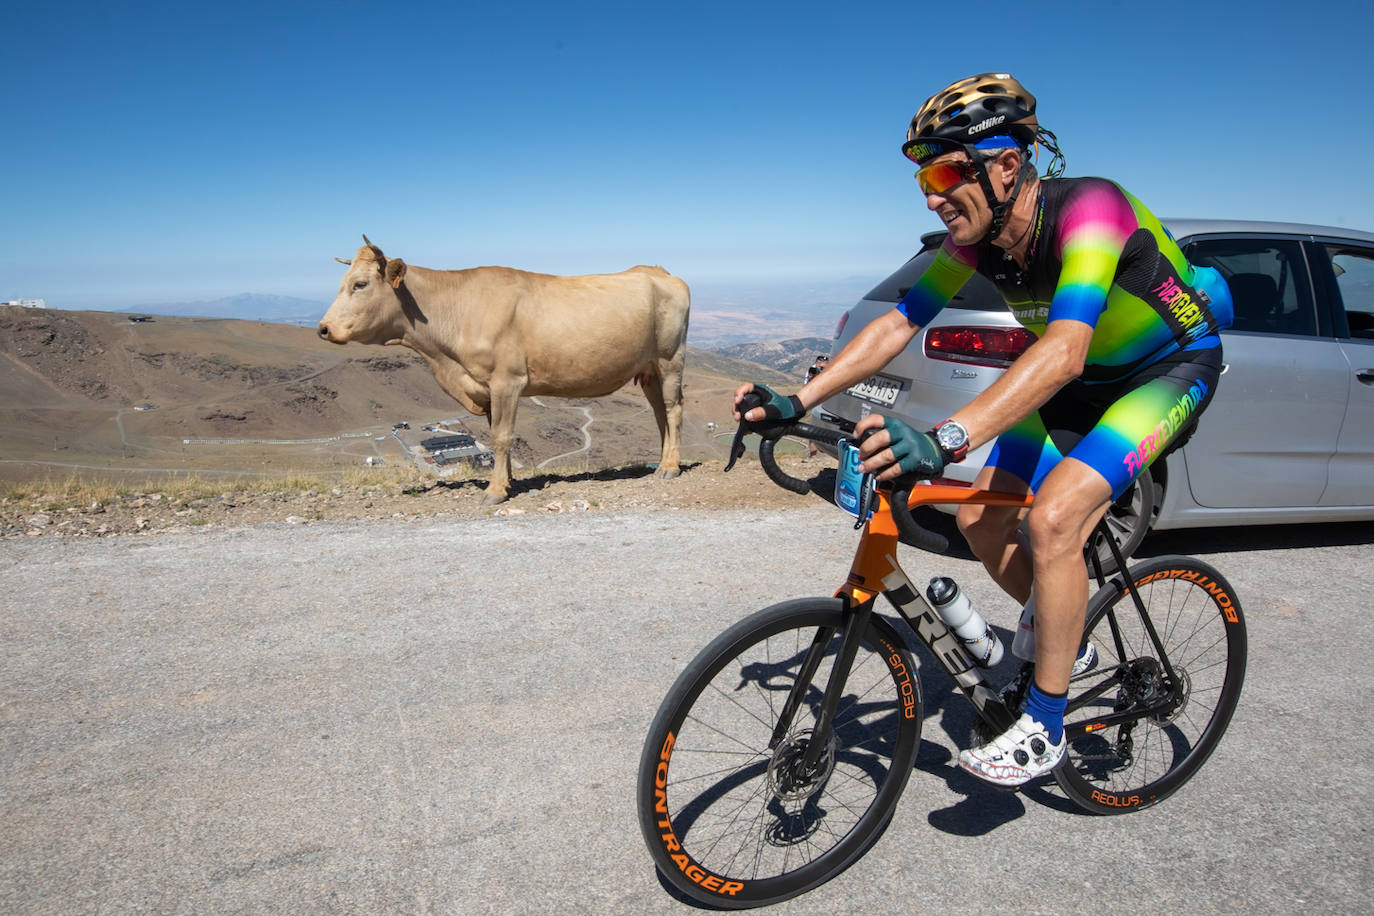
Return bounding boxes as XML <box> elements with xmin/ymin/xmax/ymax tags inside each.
<box><xmin>2</xmin><ymin>454</ymin><xmax>832</xmax><ymax>539</ymax></box>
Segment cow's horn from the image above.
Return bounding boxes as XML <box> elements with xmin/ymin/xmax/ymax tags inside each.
<box><xmin>334</xmin><ymin>256</ymin><xmax>352</xmax><ymax>265</ymax></box>
<box><xmin>362</xmin><ymin>233</ymin><xmax>374</xmax><ymax>248</ymax></box>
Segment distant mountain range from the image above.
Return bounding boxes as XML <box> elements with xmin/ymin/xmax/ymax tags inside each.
<box><xmin>126</xmin><ymin>293</ymin><xmax>329</xmax><ymax>326</ymax></box>
<box><xmin>714</xmin><ymin>338</ymin><xmax>833</xmax><ymax>380</ymax></box>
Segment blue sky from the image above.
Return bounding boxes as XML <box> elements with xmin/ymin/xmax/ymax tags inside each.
<box><xmin>4</xmin><ymin>0</ymin><xmax>1373</xmax><ymax>314</ymax></box>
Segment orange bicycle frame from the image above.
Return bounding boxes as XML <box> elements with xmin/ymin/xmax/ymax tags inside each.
<box><xmin>839</xmin><ymin>485</ymin><xmax>1035</xmax><ymax>605</ymax></box>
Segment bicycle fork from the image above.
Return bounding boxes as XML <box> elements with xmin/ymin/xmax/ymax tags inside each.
<box><xmin>767</xmin><ymin>597</ymin><xmax>878</xmax><ymax>776</ymax></box>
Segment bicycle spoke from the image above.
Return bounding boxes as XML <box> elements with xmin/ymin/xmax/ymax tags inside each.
<box><xmin>1054</xmin><ymin>557</ymin><xmax>1246</xmax><ymax>813</ymax></box>
<box><xmin>639</xmin><ymin>601</ymin><xmax>921</xmax><ymax>904</ymax></box>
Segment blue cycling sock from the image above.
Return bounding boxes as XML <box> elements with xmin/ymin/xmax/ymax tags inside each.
<box><xmin>1024</xmin><ymin>683</ymin><xmax>1068</xmax><ymax>745</ymax></box>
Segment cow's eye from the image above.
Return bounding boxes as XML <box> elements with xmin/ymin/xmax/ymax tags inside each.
<box><xmin>352</xmin><ymin>280</ymin><xmax>368</xmax><ymax>291</ymax></box>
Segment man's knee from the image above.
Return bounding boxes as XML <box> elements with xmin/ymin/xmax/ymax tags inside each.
<box><xmin>1026</xmin><ymin>499</ymin><xmax>1092</xmax><ymax>557</ymax></box>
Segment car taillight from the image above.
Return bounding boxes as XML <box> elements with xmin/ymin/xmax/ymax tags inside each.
<box><xmin>924</xmin><ymin>326</ymin><xmax>1035</xmax><ymax>368</ymax></box>
<box><xmin>833</xmin><ymin>311</ymin><xmax>849</xmax><ymax>339</ymax></box>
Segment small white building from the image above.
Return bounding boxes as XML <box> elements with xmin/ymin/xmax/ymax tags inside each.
<box><xmin>6</xmin><ymin>299</ymin><xmax>46</xmax><ymax>308</ymax></box>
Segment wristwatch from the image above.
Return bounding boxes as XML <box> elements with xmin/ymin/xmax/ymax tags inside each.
<box><xmin>933</xmin><ymin>419</ymin><xmax>970</xmax><ymax>464</ymax></box>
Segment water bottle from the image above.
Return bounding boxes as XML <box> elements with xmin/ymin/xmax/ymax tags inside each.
<box><xmin>927</xmin><ymin>577</ymin><xmax>1003</xmax><ymax>668</ymax></box>
<box><xmin>1011</xmin><ymin>591</ymin><xmax>1036</xmax><ymax>660</ymax></box>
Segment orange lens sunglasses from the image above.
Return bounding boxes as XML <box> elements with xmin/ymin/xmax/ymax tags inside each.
<box><xmin>914</xmin><ymin>159</ymin><xmax>980</xmax><ymax>196</ymax></box>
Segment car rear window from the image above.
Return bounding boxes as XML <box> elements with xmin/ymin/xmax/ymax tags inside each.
<box><xmin>863</xmin><ymin>248</ymin><xmax>1007</xmax><ymax>311</ymax></box>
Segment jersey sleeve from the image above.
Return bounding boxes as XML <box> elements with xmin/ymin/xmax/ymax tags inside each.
<box><xmin>896</xmin><ymin>238</ymin><xmax>976</xmax><ymax>327</ymax></box>
<box><xmin>1047</xmin><ymin>180</ymin><xmax>1139</xmax><ymax>327</ymax></box>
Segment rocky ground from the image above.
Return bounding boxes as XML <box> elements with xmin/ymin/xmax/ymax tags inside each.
<box><xmin>1</xmin><ymin>453</ymin><xmax>837</xmax><ymax>539</ymax></box>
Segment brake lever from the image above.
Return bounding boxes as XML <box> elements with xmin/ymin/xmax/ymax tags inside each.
<box><xmin>724</xmin><ymin>392</ymin><xmax>767</xmax><ymax>473</ymax></box>
<box><xmin>725</xmin><ymin>421</ymin><xmax>748</xmax><ymax>472</ymax></box>
<box><xmin>854</xmin><ymin>472</ymin><xmax>877</xmax><ymax>529</ymax></box>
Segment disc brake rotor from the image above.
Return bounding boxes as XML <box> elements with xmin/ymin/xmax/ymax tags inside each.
<box><xmin>768</xmin><ymin>729</ymin><xmax>839</xmax><ymax>803</ymax></box>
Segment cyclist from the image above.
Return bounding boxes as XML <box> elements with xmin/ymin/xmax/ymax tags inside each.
<box><xmin>734</xmin><ymin>73</ymin><xmax>1232</xmax><ymax>788</ymax></box>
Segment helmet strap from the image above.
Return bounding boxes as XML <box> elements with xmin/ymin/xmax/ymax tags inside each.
<box><xmin>970</xmin><ymin>146</ymin><xmax>1033</xmax><ymax>245</ymax></box>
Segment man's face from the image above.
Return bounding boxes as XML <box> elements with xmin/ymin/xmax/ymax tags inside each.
<box><xmin>917</xmin><ymin>152</ymin><xmax>994</xmax><ymax>246</ymax></box>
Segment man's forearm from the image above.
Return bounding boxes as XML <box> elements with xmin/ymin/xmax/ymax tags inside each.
<box><xmin>797</xmin><ymin>309</ymin><xmax>920</xmax><ymax>410</ymax></box>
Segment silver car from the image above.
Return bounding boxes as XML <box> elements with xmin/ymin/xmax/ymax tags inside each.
<box><xmin>811</xmin><ymin>218</ymin><xmax>1374</xmax><ymax>547</ymax></box>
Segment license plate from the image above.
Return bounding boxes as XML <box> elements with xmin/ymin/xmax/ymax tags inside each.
<box><xmin>847</xmin><ymin>375</ymin><xmax>902</xmax><ymax>407</ymax></box>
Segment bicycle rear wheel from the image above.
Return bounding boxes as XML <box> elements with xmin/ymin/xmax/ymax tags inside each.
<box><xmin>637</xmin><ymin>598</ymin><xmax>921</xmax><ymax>908</ymax></box>
<box><xmin>1055</xmin><ymin>556</ymin><xmax>1246</xmax><ymax>813</ymax></box>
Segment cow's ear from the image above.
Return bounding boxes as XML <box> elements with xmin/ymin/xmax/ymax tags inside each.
<box><xmin>385</xmin><ymin>258</ymin><xmax>407</xmax><ymax>289</ymax></box>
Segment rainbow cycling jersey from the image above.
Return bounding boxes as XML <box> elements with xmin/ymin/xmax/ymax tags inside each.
<box><xmin>898</xmin><ymin>177</ymin><xmax>1232</xmax><ymax>383</ymax></box>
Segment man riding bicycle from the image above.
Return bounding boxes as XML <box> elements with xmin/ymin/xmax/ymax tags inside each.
<box><xmin>734</xmin><ymin>73</ymin><xmax>1232</xmax><ymax>788</ymax></box>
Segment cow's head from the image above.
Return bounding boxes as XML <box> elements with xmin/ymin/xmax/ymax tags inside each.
<box><xmin>317</xmin><ymin>234</ymin><xmax>410</xmax><ymax>345</ymax></box>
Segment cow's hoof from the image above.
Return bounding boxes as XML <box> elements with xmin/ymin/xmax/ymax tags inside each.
<box><xmin>481</xmin><ymin>490</ymin><xmax>509</xmax><ymax>507</ymax></box>
<box><xmin>656</xmin><ymin>467</ymin><xmax>682</xmax><ymax>480</ymax></box>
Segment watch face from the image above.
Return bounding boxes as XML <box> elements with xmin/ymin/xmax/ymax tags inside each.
<box><xmin>938</xmin><ymin>422</ymin><xmax>967</xmax><ymax>450</ymax></box>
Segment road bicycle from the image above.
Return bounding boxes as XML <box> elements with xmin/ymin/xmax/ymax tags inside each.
<box><xmin>636</xmin><ymin>404</ymin><xmax>1247</xmax><ymax>908</ymax></box>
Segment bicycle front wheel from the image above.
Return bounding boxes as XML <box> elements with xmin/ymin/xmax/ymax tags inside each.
<box><xmin>1055</xmin><ymin>556</ymin><xmax>1247</xmax><ymax>813</ymax></box>
<box><xmin>637</xmin><ymin>598</ymin><xmax>922</xmax><ymax>908</ymax></box>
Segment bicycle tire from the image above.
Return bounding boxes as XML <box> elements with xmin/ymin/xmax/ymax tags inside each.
<box><xmin>637</xmin><ymin>598</ymin><xmax>922</xmax><ymax>908</ymax></box>
<box><xmin>1053</xmin><ymin>555</ymin><xmax>1246</xmax><ymax>813</ymax></box>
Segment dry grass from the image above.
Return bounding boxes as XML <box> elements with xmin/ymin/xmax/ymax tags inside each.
<box><xmin>0</xmin><ymin>466</ymin><xmax>442</xmax><ymax>510</ymax></box>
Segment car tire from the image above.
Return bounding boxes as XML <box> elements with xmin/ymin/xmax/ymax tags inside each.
<box><xmin>1085</xmin><ymin>466</ymin><xmax>1156</xmax><ymax>575</ymax></box>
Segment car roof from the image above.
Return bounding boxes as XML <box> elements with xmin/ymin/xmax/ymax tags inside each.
<box><xmin>1161</xmin><ymin>217</ymin><xmax>1374</xmax><ymax>245</ymax></box>
<box><xmin>923</xmin><ymin>219</ymin><xmax>1374</xmax><ymax>249</ymax></box>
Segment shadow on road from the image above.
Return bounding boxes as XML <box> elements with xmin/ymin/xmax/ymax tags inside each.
<box><xmin>404</xmin><ymin>462</ymin><xmax>706</xmax><ymax>498</ymax></box>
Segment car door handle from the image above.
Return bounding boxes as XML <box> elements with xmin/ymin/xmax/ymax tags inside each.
<box><xmin>1358</xmin><ymin>369</ymin><xmax>1374</xmax><ymax>385</ymax></box>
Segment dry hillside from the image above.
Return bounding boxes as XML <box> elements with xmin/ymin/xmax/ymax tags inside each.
<box><xmin>0</xmin><ymin>306</ymin><xmax>799</xmax><ymax>487</ymax></box>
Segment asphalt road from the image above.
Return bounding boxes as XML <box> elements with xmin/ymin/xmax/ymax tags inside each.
<box><xmin>2</xmin><ymin>508</ymin><xmax>1372</xmax><ymax>914</ymax></box>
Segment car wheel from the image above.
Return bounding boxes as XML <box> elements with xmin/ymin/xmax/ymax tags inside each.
<box><xmin>1085</xmin><ymin>465</ymin><xmax>1156</xmax><ymax>575</ymax></box>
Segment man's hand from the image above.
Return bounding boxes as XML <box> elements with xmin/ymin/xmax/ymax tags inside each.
<box><xmin>855</xmin><ymin>414</ymin><xmax>945</xmax><ymax>481</ymax></box>
<box><xmin>732</xmin><ymin>382</ymin><xmax>805</xmax><ymax>422</ymax></box>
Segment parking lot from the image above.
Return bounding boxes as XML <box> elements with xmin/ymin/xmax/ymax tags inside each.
<box><xmin>2</xmin><ymin>508</ymin><xmax>1371</xmax><ymax>913</ymax></box>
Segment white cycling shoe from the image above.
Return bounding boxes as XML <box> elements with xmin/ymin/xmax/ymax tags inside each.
<box><xmin>1072</xmin><ymin>641</ymin><xmax>1098</xmax><ymax>677</ymax></box>
<box><xmin>958</xmin><ymin>712</ymin><xmax>1065</xmax><ymax>788</ymax></box>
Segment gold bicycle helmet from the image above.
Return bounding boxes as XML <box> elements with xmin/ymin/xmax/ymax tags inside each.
<box><xmin>903</xmin><ymin>73</ymin><xmax>1039</xmax><ymax>163</ymax></box>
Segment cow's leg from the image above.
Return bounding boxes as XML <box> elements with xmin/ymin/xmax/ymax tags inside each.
<box><xmin>644</xmin><ymin>359</ymin><xmax>683</xmax><ymax>479</ymax></box>
<box><xmin>483</xmin><ymin>384</ymin><xmax>522</xmax><ymax>505</ymax></box>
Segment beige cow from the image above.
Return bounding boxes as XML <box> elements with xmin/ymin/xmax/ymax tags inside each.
<box><xmin>318</xmin><ymin>236</ymin><xmax>690</xmax><ymax>504</ymax></box>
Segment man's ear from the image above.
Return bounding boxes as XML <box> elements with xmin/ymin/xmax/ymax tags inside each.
<box><xmin>994</xmin><ymin>149</ymin><xmax>1022</xmax><ymax>191</ymax></box>
<box><xmin>385</xmin><ymin>258</ymin><xmax>407</xmax><ymax>289</ymax></box>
